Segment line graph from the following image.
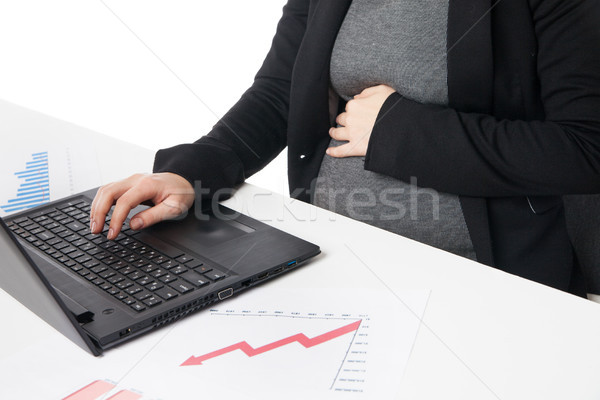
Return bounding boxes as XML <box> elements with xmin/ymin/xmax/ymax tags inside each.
<box><xmin>173</xmin><ymin>309</ymin><xmax>371</xmax><ymax>395</ymax></box>
<box><xmin>181</xmin><ymin>319</ymin><xmax>362</xmax><ymax>366</ymax></box>
<box><xmin>1</xmin><ymin>151</ymin><xmax>50</xmax><ymax>213</ymax></box>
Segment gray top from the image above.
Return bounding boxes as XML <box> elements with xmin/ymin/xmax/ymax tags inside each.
<box><xmin>314</xmin><ymin>0</ymin><xmax>476</xmax><ymax>260</ymax></box>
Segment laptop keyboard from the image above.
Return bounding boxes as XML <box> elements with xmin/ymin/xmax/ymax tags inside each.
<box><xmin>6</xmin><ymin>199</ymin><xmax>229</xmax><ymax>313</ymax></box>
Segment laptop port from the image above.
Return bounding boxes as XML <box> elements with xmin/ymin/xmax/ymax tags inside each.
<box><xmin>256</xmin><ymin>272</ymin><xmax>269</xmax><ymax>281</ymax></box>
<box><xmin>119</xmin><ymin>328</ymin><xmax>132</xmax><ymax>338</ymax></box>
<box><xmin>272</xmin><ymin>267</ymin><xmax>284</xmax><ymax>274</ymax></box>
<box><xmin>286</xmin><ymin>260</ymin><xmax>297</xmax><ymax>268</ymax></box>
<box><xmin>218</xmin><ymin>288</ymin><xmax>234</xmax><ymax>300</ymax></box>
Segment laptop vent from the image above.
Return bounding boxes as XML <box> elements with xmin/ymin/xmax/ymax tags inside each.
<box><xmin>151</xmin><ymin>294</ymin><xmax>217</xmax><ymax>328</ymax></box>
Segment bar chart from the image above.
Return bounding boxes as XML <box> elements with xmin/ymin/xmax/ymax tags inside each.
<box><xmin>0</xmin><ymin>151</ymin><xmax>50</xmax><ymax>214</ymax></box>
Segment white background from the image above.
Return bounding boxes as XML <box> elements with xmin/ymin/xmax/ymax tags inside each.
<box><xmin>0</xmin><ymin>0</ymin><xmax>289</xmax><ymax>194</ymax></box>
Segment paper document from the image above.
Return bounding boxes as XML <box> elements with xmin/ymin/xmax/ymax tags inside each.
<box><xmin>0</xmin><ymin>288</ymin><xmax>429</xmax><ymax>399</ymax></box>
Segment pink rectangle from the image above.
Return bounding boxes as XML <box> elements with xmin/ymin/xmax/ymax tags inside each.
<box><xmin>107</xmin><ymin>390</ymin><xmax>143</xmax><ymax>400</ymax></box>
<box><xmin>63</xmin><ymin>380</ymin><xmax>115</xmax><ymax>400</ymax></box>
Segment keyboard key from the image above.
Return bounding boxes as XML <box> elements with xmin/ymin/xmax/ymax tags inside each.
<box><xmin>47</xmin><ymin>237</ymin><xmax>63</xmax><ymax>246</ymax></box>
<box><xmin>103</xmin><ymin>256</ymin><xmax>118</xmax><ymax>265</ymax></box>
<box><xmin>53</xmin><ymin>242</ymin><xmax>70</xmax><ymax>251</ymax></box>
<box><xmin>186</xmin><ymin>260</ymin><xmax>204</xmax><ymax>269</ymax></box>
<box><xmin>77</xmin><ymin>269</ymin><xmax>90</xmax><ymax>277</ymax></box>
<box><xmin>61</xmin><ymin>246</ymin><xmax>77</xmax><ymax>254</ymax></box>
<box><xmin>130</xmin><ymin>303</ymin><xmax>146</xmax><ymax>312</ymax></box>
<box><xmin>170</xmin><ymin>282</ymin><xmax>194</xmax><ymax>294</ymax></box>
<box><xmin>137</xmin><ymin>276</ymin><xmax>153</xmax><ymax>286</ymax></box>
<box><xmin>152</xmin><ymin>255</ymin><xmax>168</xmax><ymax>265</ymax></box>
<box><xmin>107</xmin><ymin>275</ymin><xmax>124</xmax><ymax>284</ymax></box>
<box><xmin>140</xmin><ymin>263</ymin><xmax>159</xmax><ymax>274</ymax></box>
<box><xmin>129</xmin><ymin>271</ymin><xmax>144</xmax><ymax>281</ymax></box>
<box><xmin>150</xmin><ymin>268</ymin><xmax>168</xmax><ymax>278</ymax></box>
<box><xmin>94</xmin><ymin>251</ymin><xmax>109</xmax><ymax>260</ymax></box>
<box><xmin>155</xmin><ymin>287</ymin><xmax>178</xmax><ymax>301</ymax></box>
<box><xmin>35</xmin><ymin>231</ymin><xmax>55</xmax><ymax>241</ymax></box>
<box><xmin>64</xmin><ymin>234</ymin><xmax>82</xmax><ymax>243</ymax></box>
<box><xmin>116</xmin><ymin>281</ymin><xmax>133</xmax><ymax>290</ymax></box>
<box><xmin>125</xmin><ymin>285</ymin><xmax>142</xmax><ymax>295</ymax></box>
<box><xmin>194</xmin><ymin>265</ymin><xmax>213</xmax><ymax>274</ymax></box>
<box><xmin>181</xmin><ymin>271</ymin><xmax>210</xmax><ymax>287</ymax></box>
<box><xmin>171</xmin><ymin>265</ymin><xmax>187</xmax><ymax>275</ymax></box>
<box><xmin>57</xmin><ymin>229</ymin><xmax>74</xmax><ymax>238</ymax></box>
<box><xmin>158</xmin><ymin>273</ymin><xmax>178</xmax><ymax>284</ymax></box>
<box><xmin>122</xmin><ymin>298</ymin><xmax>136</xmax><ymax>306</ymax></box>
<box><xmin>175</xmin><ymin>255</ymin><xmax>194</xmax><ymax>264</ymax></box>
<box><xmin>107</xmin><ymin>287</ymin><xmax>120</xmax><ymax>295</ymax></box>
<box><xmin>90</xmin><ymin>265</ymin><xmax>107</xmax><ymax>274</ymax></box>
<box><xmin>114</xmin><ymin>293</ymin><xmax>128</xmax><ymax>301</ymax></box>
<box><xmin>161</xmin><ymin>261</ymin><xmax>179</xmax><ymax>270</ymax></box>
<box><xmin>75</xmin><ymin>255</ymin><xmax>92</xmax><ymax>264</ymax></box>
<box><xmin>70</xmin><ymin>264</ymin><xmax>83</xmax><ymax>272</ymax></box>
<box><xmin>100</xmin><ymin>270</ymin><xmax>117</xmax><ymax>279</ymax></box>
<box><xmin>205</xmin><ymin>269</ymin><xmax>227</xmax><ymax>281</ymax></box>
<box><xmin>142</xmin><ymin>296</ymin><xmax>162</xmax><ymax>308</ymax></box>
<box><xmin>100</xmin><ymin>283</ymin><xmax>113</xmax><ymax>291</ymax></box>
<box><xmin>82</xmin><ymin>260</ymin><xmax>100</xmax><ymax>269</ymax></box>
<box><xmin>134</xmin><ymin>291</ymin><xmax>151</xmax><ymax>301</ymax></box>
<box><xmin>65</xmin><ymin>221</ymin><xmax>87</xmax><ymax>232</ymax></box>
<box><xmin>146</xmin><ymin>282</ymin><xmax>164</xmax><ymax>291</ymax></box>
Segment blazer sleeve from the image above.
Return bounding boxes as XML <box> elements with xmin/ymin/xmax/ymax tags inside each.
<box><xmin>364</xmin><ymin>0</ymin><xmax>600</xmax><ymax>197</ymax></box>
<box><xmin>153</xmin><ymin>0</ymin><xmax>308</xmax><ymax>198</ymax></box>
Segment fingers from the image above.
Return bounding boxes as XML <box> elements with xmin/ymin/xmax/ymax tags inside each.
<box><xmin>129</xmin><ymin>197</ymin><xmax>190</xmax><ymax>231</ymax></box>
<box><xmin>326</xmin><ymin>142</ymin><xmax>364</xmax><ymax>158</ymax></box>
<box><xmin>335</xmin><ymin>111</ymin><xmax>348</xmax><ymax>127</ymax></box>
<box><xmin>329</xmin><ymin>126</ymin><xmax>349</xmax><ymax>142</ymax></box>
<box><xmin>90</xmin><ymin>174</ymin><xmax>144</xmax><ymax>234</ymax></box>
<box><xmin>107</xmin><ymin>180</ymin><xmax>158</xmax><ymax>239</ymax></box>
<box><xmin>90</xmin><ymin>172</ymin><xmax>195</xmax><ymax>240</ymax></box>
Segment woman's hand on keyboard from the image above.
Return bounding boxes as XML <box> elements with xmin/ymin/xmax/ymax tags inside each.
<box><xmin>89</xmin><ymin>173</ymin><xmax>195</xmax><ymax>240</ymax></box>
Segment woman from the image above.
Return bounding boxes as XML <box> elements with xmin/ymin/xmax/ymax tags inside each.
<box><xmin>90</xmin><ymin>0</ymin><xmax>600</xmax><ymax>295</ymax></box>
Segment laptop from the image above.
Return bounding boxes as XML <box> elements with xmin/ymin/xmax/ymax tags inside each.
<box><xmin>0</xmin><ymin>188</ymin><xmax>320</xmax><ymax>356</ymax></box>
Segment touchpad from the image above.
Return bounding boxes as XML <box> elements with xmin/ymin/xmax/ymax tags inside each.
<box><xmin>148</xmin><ymin>210</ymin><xmax>255</xmax><ymax>250</ymax></box>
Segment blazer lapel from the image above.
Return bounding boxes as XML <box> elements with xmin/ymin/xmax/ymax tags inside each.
<box><xmin>448</xmin><ymin>0</ymin><xmax>495</xmax><ymax>265</ymax></box>
<box><xmin>288</xmin><ymin>0</ymin><xmax>352</xmax><ymax>198</ymax></box>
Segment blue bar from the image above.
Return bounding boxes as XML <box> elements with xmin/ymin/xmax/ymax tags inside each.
<box><xmin>8</xmin><ymin>194</ymin><xmax>46</xmax><ymax>203</ymax></box>
<box><xmin>19</xmin><ymin>181</ymin><xmax>49</xmax><ymax>188</ymax></box>
<box><xmin>17</xmin><ymin>189</ymin><xmax>47</xmax><ymax>197</ymax></box>
<box><xmin>25</xmin><ymin>177</ymin><xmax>49</xmax><ymax>183</ymax></box>
<box><xmin>18</xmin><ymin>184</ymin><xmax>49</xmax><ymax>192</ymax></box>
<box><xmin>21</xmin><ymin>173</ymin><xmax>49</xmax><ymax>180</ymax></box>
<box><xmin>26</xmin><ymin>160</ymin><xmax>48</xmax><ymax>166</ymax></box>
<box><xmin>15</xmin><ymin>167</ymin><xmax>48</xmax><ymax>175</ymax></box>
<box><xmin>31</xmin><ymin>152</ymin><xmax>48</xmax><ymax>156</ymax></box>
<box><xmin>0</xmin><ymin>198</ymin><xmax>49</xmax><ymax>210</ymax></box>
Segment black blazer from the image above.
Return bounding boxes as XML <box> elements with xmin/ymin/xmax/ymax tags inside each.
<box><xmin>155</xmin><ymin>0</ymin><xmax>600</xmax><ymax>294</ymax></box>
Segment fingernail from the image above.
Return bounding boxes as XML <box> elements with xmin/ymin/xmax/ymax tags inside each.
<box><xmin>107</xmin><ymin>228</ymin><xmax>114</xmax><ymax>240</ymax></box>
<box><xmin>90</xmin><ymin>220</ymin><xmax>96</xmax><ymax>233</ymax></box>
<box><xmin>326</xmin><ymin>149</ymin><xmax>331</xmax><ymax>155</ymax></box>
<box><xmin>130</xmin><ymin>218</ymin><xmax>143</xmax><ymax>230</ymax></box>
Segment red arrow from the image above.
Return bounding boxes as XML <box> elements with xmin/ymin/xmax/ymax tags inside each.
<box><xmin>181</xmin><ymin>319</ymin><xmax>361</xmax><ymax>366</ymax></box>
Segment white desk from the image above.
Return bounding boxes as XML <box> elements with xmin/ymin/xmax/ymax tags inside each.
<box><xmin>1</xmin><ymin>103</ymin><xmax>600</xmax><ymax>399</ymax></box>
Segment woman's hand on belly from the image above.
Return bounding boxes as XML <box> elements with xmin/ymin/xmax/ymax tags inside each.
<box><xmin>327</xmin><ymin>84</ymin><xmax>396</xmax><ymax>158</ymax></box>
